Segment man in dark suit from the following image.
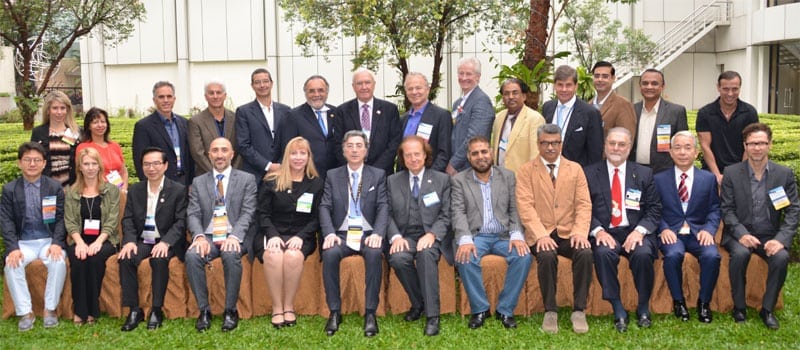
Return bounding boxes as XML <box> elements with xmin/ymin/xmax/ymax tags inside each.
<box><xmin>386</xmin><ymin>136</ymin><xmax>452</xmax><ymax>336</ymax></box>
<box><xmin>319</xmin><ymin>130</ymin><xmax>389</xmax><ymax>337</ymax></box>
<box><xmin>721</xmin><ymin>123</ymin><xmax>800</xmax><ymax>329</ymax></box>
<box><xmin>400</xmin><ymin>72</ymin><xmax>451</xmax><ymax>172</ymax></box>
<box><xmin>334</xmin><ymin>69</ymin><xmax>402</xmax><ymax>175</ymax></box>
<box><xmin>185</xmin><ymin>138</ymin><xmax>257</xmax><ymax>332</ymax></box>
<box><xmin>629</xmin><ymin>68</ymin><xmax>689</xmax><ymax>174</ymax></box>
<box><xmin>542</xmin><ymin>65</ymin><xmax>604</xmax><ymax>167</ymax></box>
<box><xmin>446</xmin><ymin>57</ymin><xmax>495</xmax><ymax>175</ymax></box>
<box><xmin>188</xmin><ymin>81</ymin><xmax>240</xmax><ymax>175</ymax></box>
<box><xmin>133</xmin><ymin>81</ymin><xmax>194</xmax><ymax>186</ymax></box>
<box><xmin>118</xmin><ymin>147</ymin><xmax>187</xmax><ymax>331</ymax></box>
<box><xmin>274</xmin><ymin>75</ymin><xmax>338</xmax><ymax>176</ymax></box>
<box><xmin>235</xmin><ymin>68</ymin><xmax>291</xmax><ymax>180</ymax></box>
<box><xmin>1</xmin><ymin>142</ymin><xmax>67</xmax><ymax>331</ymax></box>
<box><xmin>585</xmin><ymin>127</ymin><xmax>661</xmax><ymax>332</ymax></box>
<box><xmin>654</xmin><ymin>131</ymin><xmax>720</xmax><ymax>323</ymax></box>
<box><xmin>452</xmin><ymin>136</ymin><xmax>531</xmax><ymax>330</ymax></box>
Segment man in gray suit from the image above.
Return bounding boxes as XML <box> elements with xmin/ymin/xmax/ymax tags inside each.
<box><xmin>188</xmin><ymin>81</ymin><xmax>240</xmax><ymax>175</ymax></box>
<box><xmin>386</xmin><ymin>136</ymin><xmax>452</xmax><ymax>336</ymax></box>
<box><xmin>446</xmin><ymin>57</ymin><xmax>495</xmax><ymax>175</ymax></box>
<box><xmin>186</xmin><ymin>137</ymin><xmax>257</xmax><ymax>332</ymax></box>
<box><xmin>452</xmin><ymin>136</ymin><xmax>532</xmax><ymax>329</ymax></box>
<box><xmin>319</xmin><ymin>130</ymin><xmax>389</xmax><ymax>337</ymax></box>
<box><xmin>629</xmin><ymin>69</ymin><xmax>688</xmax><ymax>174</ymax></box>
<box><xmin>721</xmin><ymin>123</ymin><xmax>800</xmax><ymax>330</ymax></box>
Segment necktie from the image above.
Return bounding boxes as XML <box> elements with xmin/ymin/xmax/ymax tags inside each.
<box><xmin>412</xmin><ymin>176</ymin><xmax>420</xmax><ymax>199</ymax></box>
<box><xmin>611</xmin><ymin>168</ymin><xmax>622</xmax><ymax>227</ymax></box>
<box><xmin>556</xmin><ymin>104</ymin><xmax>567</xmax><ymax>129</ymax></box>
<box><xmin>316</xmin><ymin>110</ymin><xmax>327</xmax><ymax>136</ymax></box>
<box><xmin>361</xmin><ymin>104</ymin><xmax>371</xmax><ymax>131</ymax></box>
<box><xmin>547</xmin><ymin>164</ymin><xmax>556</xmax><ymax>187</ymax></box>
<box><xmin>216</xmin><ymin>174</ymin><xmax>225</xmax><ymax>204</ymax></box>
<box><xmin>349</xmin><ymin>172</ymin><xmax>360</xmax><ymax>216</ymax></box>
<box><xmin>678</xmin><ymin>172</ymin><xmax>689</xmax><ymax>203</ymax></box>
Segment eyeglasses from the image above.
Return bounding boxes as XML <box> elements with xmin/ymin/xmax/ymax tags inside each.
<box><xmin>143</xmin><ymin>161</ymin><xmax>165</xmax><ymax>168</ymax></box>
<box><xmin>21</xmin><ymin>158</ymin><xmax>44</xmax><ymax>164</ymax></box>
<box><xmin>538</xmin><ymin>141</ymin><xmax>562</xmax><ymax>147</ymax></box>
<box><xmin>607</xmin><ymin>141</ymin><xmax>629</xmax><ymax>148</ymax></box>
<box><xmin>745</xmin><ymin>141</ymin><xmax>770</xmax><ymax>147</ymax></box>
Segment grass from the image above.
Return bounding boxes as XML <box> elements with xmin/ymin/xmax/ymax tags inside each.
<box><xmin>1</xmin><ymin>264</ymin><xmax>799</xmax><ymax>349</ymax></box>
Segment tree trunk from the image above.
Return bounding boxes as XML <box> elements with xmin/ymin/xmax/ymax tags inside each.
<box><xmin>523</xmin><ymin>0</ymin><xmax>551</xmax><ymax>109</ymax></box>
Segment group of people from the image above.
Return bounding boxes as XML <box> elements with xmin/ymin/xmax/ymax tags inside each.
<box><xmin>1</xmin><ymin>57</ymin><xmax>796</xmax><ymax>339</ymax></box>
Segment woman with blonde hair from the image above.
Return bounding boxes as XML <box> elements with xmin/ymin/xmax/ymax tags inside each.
<box><xmin>65</xmin><ymin>147</ymin><xmax>119</xmax><ymax>325</ymax></box>
<box><xmin>31</xmin><ymin>90</ymin><xmax>81</xmax><ymax>186</ymax></box>
<box><xmin>254</xmin><ymin>137</ymin><xmax>322</xmax><ymax>328</ymax></box>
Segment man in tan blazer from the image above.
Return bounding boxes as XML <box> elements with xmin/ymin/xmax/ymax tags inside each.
<box><xmin>188</xmin><ymin>81</ymin><xmax>241</xmax><ymax>175</ymax></box>
<box><xmin>591</xmin><ymin>61</ymin><xmax>637</xmax><ymax>141</ymax></box>
<box><xmin>491</xmin><ymin>78</ymin><xmax>545</xmax><ymax>173</ymax></box>
<box><xmin>516</xmin><ymin>123</ymin><xmax>593</xmax><ymax>334</ymax></box>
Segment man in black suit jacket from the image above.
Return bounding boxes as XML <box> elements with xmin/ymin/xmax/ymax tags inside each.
<box><xmin>235</xmin><ymin>68</ymin><xmax>291</xmax><ymax>180</ymax></box>
<box><xmin>585</xmin><ymin>127</ymin><xmax>661</xmax><ymax>333</ymax></box>
<box><xmin>334</xmin><ymin>69</ymin><xmax>402</xmax><ymax>175</ymax></box>
<box><xmin>274</xmin><ymin>75</ymin><xmax>338</xmax><ymax>176</ymax></box>
<box><xmin>400</xmin><ymin>72</ymin><xmax>451</xmax><ymax>172</ymax></box>
<box><xmin>132</xmin><ymin>81</ymin><xmax>194</xmax><ymax>186</ymax></box>
<box><xmin>542</xmin><ymin>65</ymin><xmax>604</xmax><ymax>167</ymax></box>
<box><xmin>629</xmin><ymin>69</ymin><xmax>689</xmax><ymax>174</ymax></box>
<box><xmin>386</xmin><ymin>136</ymin><xmax>452</xmax><ymax>336</ymax></box>
<box><xmin>319</xmin><ymin>130</ymin><xmax>389</xmax><ymax>338</ymax></box>
<box><xmin>721</xmin><ymin>123</ymin><xmax>800</xmax><ymax>329</ymax></box>
<box><xmin>118</xmin><ymin>147</ymin><xmax>187</xmax><ymax>331</ymax></box>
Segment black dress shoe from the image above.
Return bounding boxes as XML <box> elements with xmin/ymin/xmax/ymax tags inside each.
<box><xmin>424</xmin><ymin>316</ymin><xmax>440</xmax><ymax>336</ymax></box>
<box><xmin>697</xmin><ymin>301</ymin><xmax>712</xmax><ymax>323</ymax></box>
<box><xmin>614</xmin><ymin>317</ymin><xmax>628</xmax><ymax>333</ymax></box>
<box><xmin>732</xmin><ymin>308</ymin><xmax>747</xmax><ymax>323</ymax></box>
<box><xmin>221</xmin><ymin>309</ymin><xmax>239</xmax><ymax>332</ymax></box>
<box><xmin>495</xmin><ymin>312</ymin><xmax>517</xmax><ymax>329</ymax></box>
<box><xmin>404</xmin><ymin>308</ymin><xmax>423</xmax><ymax>322</ymax></box>
<box><xmin>147</xmin><ymin>308</ymin><xmax>164</xmax><ymax>330</ymax></box>
<box><xmin>637</xmin><ymin>313</ymin><xmax>652</xmax><ymax>328</ymax></box>
<box><xmin>121</xmin><ymin>308</ymin><xmax>144</xmax><ymax>332</ymax></box>
<box><xmin>195</xmin><ymin>309</ymin><xmax>212</xmax><ymax>332</ymax></box>
<box><xmin>673</xmin><ymin>300</ymin><xmax>689</xmax><ymax>321</ymax></box>
<box><xmin>325</xmin><ymin>311</ymin><xmax>342</xmax><ymax>336</ymax></box>
<box><xmin>760</xmin><ymin>309</ymin><xmax>779</xmax><ymax>330</ymax></box>
<box><xmin>363</xmin><ymin>313</ymin><xmax>379</xmax><ymax>337</ymax></box>
<box><xmin>468</xmin><ymin>310</ymin><xmax>491</xmax><ymax>329</ymax></box>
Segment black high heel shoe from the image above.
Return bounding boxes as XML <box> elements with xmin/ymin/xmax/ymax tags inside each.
<box><xmin>272</xmin><ymin>313</ymin><xmax>285</xmax><ymax>329</ymax></box>
<box><xmin>283</xmin><ymin>311</ymin><xmax>297</xmax><ymax>327</ymax></box>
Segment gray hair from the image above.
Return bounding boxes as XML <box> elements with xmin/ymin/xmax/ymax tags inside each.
<box><xmin>537</xmin><ymin>124</ymin><xmax>562</xmax><ymax>138</ymax></box>
<box><xmin>343</xmin><ymin>130</ymin><xmax>369</xmax><ymax>150</ymax></box>
<box><xmin>553</xmin><ymin>65</ymin><xmax>577</xmax><ymax>84</ymax></box>
<box><xmin>352</xmin><ymin>68</ymin><xmax>376</xmax><ymax>82</ymax></box>
<box><xmin>404</xmin><ymin>72</ymin><xmax>430</xmax><ymax>86</ymax></box>
<box><xmin>458</xmin><ymin>57</ymin><xmax>482</xmax><ymax>75</ymax></box>
<box><xmin>304</xmin><ymin>75</ymin><xmax>329</xmax><ymax>91</ymax></box>
<box><xmin>670</xmin><ymin>130</ymin><xmax>697</xmax><ymax>147</ymax></box>
<box><xmin>606</xmin><ymin>126</ymin><xmax>632</xmax><ymax>141</ymax></box>
<box><xmin>152</xmin><ymin>81</ymin><xmax>175</xmax><ymax>97</ymax></box>
<box><xmin>204</xmin><ymin>81</ymin><xmax>227</xmax><ymax>93</ymax></box>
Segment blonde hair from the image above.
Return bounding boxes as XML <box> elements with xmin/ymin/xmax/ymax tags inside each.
<box><xmin>267</xmin><ymin>137</ymin><xmax>318</xmax><ymax>192</ymax></box>
<box><xmin>71</xmin><ymin>147</ymin><xmax>107</xmax><ymax>195</ymax></box>
<box><xmin>42</xmin><ymin>90</ymin><xmax>79</xmax><ymax>133</ymax></box>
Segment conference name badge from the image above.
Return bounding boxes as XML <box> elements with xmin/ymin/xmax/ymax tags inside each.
<box><xmin>62</xmin><ymin>128</ymin><xmax>78</xmax><ymax>146</ymax></box>
<box><xmin>625</xmin><ymin>189</ymin><xmax>642</xmax><ymax>211</ymax></box>
<box><xmin>42</xmin><ymin>196</ymin><xmax>56</xmax><ymax>224</ymax></box>
<box><xmin>212</xmin><ymin>205</ymin><xmax>228</xmax><ymax>244</ymax></box>
<box><xmin>417</xmin><ymin>123</ymin><xmax>433</xmax><ymax>141</ymax></box>
<box><xmin>346</xmin><ymin>216</ymin><xmax>363</xmax><ymax>251</ymax></box>
<box><xmin>422</xmin><ymin>192</ymin><xmax>440</xmax><ymax>207</ymax></box>
<box><xmin>174</xmin><ymin>146</ymin><xmax>182</xmax><ymax>169</ymax></box>
<box><xmin>296</xmin><ymin>192</ymin><xmax>313</xmax><ymax>213</ymax></box>
<box><xmin>499</xmin><ymin>138</ymin><xmax>509</xmax><ymax>151</ymax></box>
<box><xmin>656</xmin><ymin>125</ymin><xmax>671</xmax><ymax>152</ymax></box>
<box><xmin>106</xmin><ymin>170</ymin><xmax>124</xmax><ymax>188</ymax></box>
<box><xmin>769</xmin><ymin>186</ymin><xmax>791</xmax><ymax>210</ymax></box>
<box><xmin>83</xmin><ymin>219</ymin><xmax>100</xmax><ymax>236</ymax></box>
<box><xmin>143</xmin><ymin>215</ymin><xmax>157</xmax><ymax>244</ymax></box>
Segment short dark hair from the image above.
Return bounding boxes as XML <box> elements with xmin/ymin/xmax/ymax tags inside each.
<box><xmin>717</xmin><ymin>71</ymin><xmax>742</xmax><ymax>85</ymax></box>
<box><xmin>81</xmin><ymin>107</ymin><xmax>110</xmax><ymax>143</ymax></box>
<box><xmin>591</xmin><ymin>61</ymin><xmax>615</xmax><ymax>76</ymax></box>
<box><xmin>641</xmin><ymin>68</ymin><xmax>665</xmax><ymax>85</ymax></box>
<box><xmin>466</xmin><ymin>135</ymin><xmax>490</xmax><ymax>152</ymax></box>
<box><xmin>397</xmin><ymin>136</ymin><xmax>433</xmax><ymax>168</ymax></box>
<box><xmin>500</xmin><ymin>78</ymin><xmax>530</xmax><ymax>94</ymax></box>
<box><xmin>251</xmin><ymin>68</ymin><xmax>272</xmax><ymax>83</ymax></box>
<box><xmin>343</xmin><ymin>130</ymin><xmax>369</xmax><ymax>150</ymax></box>
<box><xmin>18</xmin><ymin>142</ymin><xmax>46</xmax><ymax>160</ymax></box>
<box><xmin>553</xmin><ymin>65</ymin><xmax>578</xmax><ymax>84</ymax></box>
<box><xmin>742</xmin><ymin>122</ymin><xmax>772</xmax><ymax>142</ymax></box>
<box><xmin>537</xmin><ymin>124</ymin><xmax>562</xmax><ymax>138</ymax></box>
<box><xmin>152</xmin><ymin>81</ymin><xmax>175</xmax><ymax>97</ymax></box>
<box><xmin>141</xmin><ymin>146</ymin><xmax>168</xmax><ymax>164</ymax></box>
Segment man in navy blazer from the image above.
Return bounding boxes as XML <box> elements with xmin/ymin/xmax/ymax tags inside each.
<box><xmin>585</xmin><ymin>127</ymin><xmax>661</xmax><ymax>332</ymax></box>
<box><xmin>400</xmin><ymin>72</ymin><xmax>451</xmax><ymax>172</ymax></box>
<box><xmin>721</xmin><ymin>123</ymin><xmax>800</xmax><ymax>329</ymax></box>
<box><xmin>542</xmin><ymin>65</ymin><xmax>604</xmax><ymax>167</ymax></box>
<box><xmin>235</xmin><ymin>68</ymin><xmax>290</xmax><ymax>180</ymax></box>
<box><xmin>653</xmin><ymin>131</ymin><xmax>720</xmax><ymax>323</ymax></box>
<box><xmin>133</xmin><ymin>81</ymin><xmax>194</xmax><ymax>186</ymax></box>
<box><xmin>274</xmin><ymin>75</ymin><xmax>338</xmax><ymax>176</ymax></box>
<box><xmin>319</xmin><ymin>130</ymin><xmax>389</xmax><ymax>337</ymax></box>
<box><xmin>334</xmin><ymin>69</ymin><xmax>402</xmax><ymax>175</ymax></box>
<box><xmin>446</xmin><ymin>57</ymin><xmax>495</xmax><ymax>175</ymax></box>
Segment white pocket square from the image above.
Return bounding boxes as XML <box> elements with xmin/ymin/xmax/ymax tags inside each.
<box><xmin>369</xmin><ymin>186</ymin><xmax>375</xmax><ymax>191</ymax></box>
<box><xmin>574</xmin><ymin>126</ymin><xmax>584</xmax><ymax>132</ymax></box>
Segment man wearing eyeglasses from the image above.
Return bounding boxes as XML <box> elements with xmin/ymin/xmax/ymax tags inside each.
<box><xmin>721</xmin><ymin>123</ymin><xmax>800</xmax><ymax>330</ymax></box>
<box><xmin>2</xmin><ymin>142</ymin><xmax>67</xmax><ymax>331</ymax></box>
<box><xmin>590</xmin><ymin>61</ymin><xmax>636</xmax><ymax>140</ymax></box>
<box><xmin>491</xmin><ymin>78</ymin><xmax>545</xmax><ymax>173</ymax></box>
<box><xmin>516</xmin><ymin>124</ymin><xmax>592</xmax><ymax>334</ymax></box>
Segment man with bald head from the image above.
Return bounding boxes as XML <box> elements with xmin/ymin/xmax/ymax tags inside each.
<box><xmin>185</xmin><ymin>137</ymin><xmax>257</xmax><ymax>332</ymax></box>
<box><xmin>335</xmin><ymin>68</ymin><xmax>402</xmax><ymax>174</ymax></box>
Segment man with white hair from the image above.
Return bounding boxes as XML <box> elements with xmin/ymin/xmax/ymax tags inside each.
<box><xmin>188</xmin><ymin>81</ymin><xmax>240</xmax><ymax>175</ymax></box>
<box><xmin>446</xmin><ymin>57</ymin><xmax>495</xmax><ymax>175</ymax></box>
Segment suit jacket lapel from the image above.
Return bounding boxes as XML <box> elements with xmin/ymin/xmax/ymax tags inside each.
<box><xmin>149</xmin><ymin>115</ymin><xmax>174</xmax><ymax>151</ymax></box>
<box><xmin>597</xmin><ymin>164</ymin><xmax>612</xmax><ymax>217</ymax></box>
<box><xmin>224</xmin><ymin>110</ymin><xmax>236</xmax><ymax>140</ymax></box>
<box><xmin>465</xmin><ymin>171</ymin><xmax>484</xmax><ymax>223</ymax></box>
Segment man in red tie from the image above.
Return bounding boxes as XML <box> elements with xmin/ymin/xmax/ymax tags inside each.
<box><xmin>584</xmin><ymin>127</ymin><xmax>662</xmax><ymax>333</ymax></box>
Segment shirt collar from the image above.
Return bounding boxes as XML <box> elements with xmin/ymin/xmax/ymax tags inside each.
<box><xmin>148</xmin><ymin>177</ymin><xmax>166</xmax><ymax>194</ymax></box>
<box><xmin>643</xmin><ymin>98</ymin><xmax>662</xmax><ymax>114</ymax></box>
<box><xmin>606</xmin><ymin>160</ymin><xmax>627</xmax><ymax>175</ymax></box>
<box><xmin>470</xmin><ymin>167</ymin><xmax>494</xmax><ymax>184</ymax></box>
<box><xmin>540</xmin><ymin>156</ymin><xmax>561</xmax><ymax>169</ymax></box>
<box><xmin>24</xmin><ymin>176</ymin><xmax>42</xmax><ymax>189</ymax></box>
<box><xmin>213</xmin><ymin>166</ymin><xmax>233</xmax><ymax>180</ymax></box>
<box><xmin>409</xmin><ymin>167</ymin><xmax>426</xmax><ymax>180</ymax></box>
<box><xmin>558</xmin><ymin>95</ymin><xmax>577</xmax><ymax>109</ymax></box>
<box><xmin>157</xmin><ymin>111</ymin><xmax>174</xmax><ymax>123</ymax></box>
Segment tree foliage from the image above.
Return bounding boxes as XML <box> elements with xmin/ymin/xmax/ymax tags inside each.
<box><xmin>0</xmin><ymin>0</ymin><xmax>146</xmax><ymax>129</ymax></box>
<box><xmin>278</xmin><ymin>0</ymin><xmax>523</xmax><ymax>107</ymax></box>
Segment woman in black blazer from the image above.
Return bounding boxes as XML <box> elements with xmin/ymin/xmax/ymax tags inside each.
<box><xmin>255</xmin><ymin>136</ymin><xmax>323</xmax><ymax>329</ymax></box>
<box><xmin>31</xmin><ymin>91</ymin><xmax>81</xmax><ymax>186</ymax></box>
